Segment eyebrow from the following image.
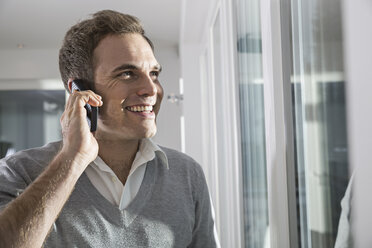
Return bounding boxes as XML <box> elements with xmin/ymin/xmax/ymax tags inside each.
<box><xmin>112</xmin><ymin>63</ymin><xmax>162</xmax><ymax>74</ymax></box>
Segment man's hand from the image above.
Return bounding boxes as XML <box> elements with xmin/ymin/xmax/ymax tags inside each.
<box><xmin>60</xmin><ymin>90</ymin><xmax>103</xmax><ymax>170</ymax></box>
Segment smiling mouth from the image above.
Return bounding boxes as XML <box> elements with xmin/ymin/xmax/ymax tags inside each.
<box><xmin>125</xmin><ymin>105</ymin><xmax>154</xmax><ymax>113</ymax></box>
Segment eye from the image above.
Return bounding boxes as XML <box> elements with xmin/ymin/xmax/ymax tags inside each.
<box><xmin>150</xmin><ymin>71</ymin><xmax>160</xmax><ymax>80</ymax></box>
<box><xmin>119</xmin><ymin>71</ymin><xmax>134</xmax><ymax>80</ymax></box>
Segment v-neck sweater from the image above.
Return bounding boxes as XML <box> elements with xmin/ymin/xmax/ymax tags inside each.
<box><xmin>85</xmin><ymin>138</ymin><xmax>168</xmax><ymax>209</ymax></box>
<box><xmin>0</xmin><ymin>141</ymin><xmax>217</xmax><ymax>248</ymax></box>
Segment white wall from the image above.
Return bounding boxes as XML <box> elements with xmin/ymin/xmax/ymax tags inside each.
<box><xmin>179</xmin><ymin>0</ymin><xmax>215</xmax><ymax>165</ymax></box>
<box><xmin>179</xmin><ymin>44</ymin><xmax>204</xmax><ymax>164</ymax></box>
<box><xmin>0</xmin><ymin>49</ymin><xmax>60</xmax><ymax>79</ymax></box>
<box><xmin>152</xmin><ymin>43</ymin><xmax>182</xmax><ymax>151</ymax></box>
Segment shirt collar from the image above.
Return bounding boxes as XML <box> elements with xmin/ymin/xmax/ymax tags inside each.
<box><xmin>136</xmin><ymin>138</ymin><xmax>169</xmax><ymax>170</ymax></box>
<box><xmin>92</xmin><ymin>156</ymin><xmax>113</xmax><ymax>173</ymax></box>
<box><xmin>91</xmin><ymin>138</ymin><xmax>169</xmax><ymax>175</ymax></box>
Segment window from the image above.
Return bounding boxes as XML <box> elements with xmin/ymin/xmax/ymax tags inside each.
<box><xmin>0</xmin><ymin>90</ymin><xmax>65</xmax><ymax>158</ymax></box>
<box><xmin>235</xmin><ymin>0</ymin><xmax>269</xmax><ymax>247</ymax></box>
<box><xmin>290</xmin><ymin>0</ymin><xmax>349</xmax><ymax>246</ymax></box>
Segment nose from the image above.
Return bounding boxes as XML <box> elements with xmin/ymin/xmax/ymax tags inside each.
<box><xmin>137</xmin><ymin>75</ymin><xmax>158</xmax><ymax>97</ymax></box>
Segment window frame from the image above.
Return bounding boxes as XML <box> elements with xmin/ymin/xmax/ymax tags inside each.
<box><xmin>198</xmin><ymin>0</ymin><xmax>299</xmax><ymax>246</ymax></box>
<box><xmin>259</xmin><ymin>0</ymin><xmax>299</xmax><ymax>247</ymax></box>
<box><xmin>198</xmin><ymin>0</ymin><xmax>244</xmax><ymax>247</ymax></box>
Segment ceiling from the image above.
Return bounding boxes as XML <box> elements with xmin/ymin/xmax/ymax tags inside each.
<box><xmin>0</xmin><ymin>0</ymin><xmax>181</xmax><ymax>50</ymax></box>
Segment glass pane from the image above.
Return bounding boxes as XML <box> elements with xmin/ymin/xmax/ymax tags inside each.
<box><xmin>0</xmin><ymin>90</ymin><xmax>65</xmax><ymax>158</ymax></box>
<box><xmin>290</xmin><ymin>0</ymin><xmax>349</xmax><ymax>247</ymax></box>
<box><xmin>235</xmin><ymin>0</ymin><xmax>269</xmax><ymax>247</ymax></box>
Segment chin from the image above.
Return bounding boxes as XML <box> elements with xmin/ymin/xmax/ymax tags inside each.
<box><xmin>95</xmin><ymin>124</ymin><xmax>157</xmax><ymax>141</ymax></box>
<box><xmin>130</xmin><ymin>125</ymin><xmax>157</xmax><ymax>140</ymax></box>
<box><xmin>143</xmin><ymin>128</ymin><xmax>157</xmax><ymax>139</ymax></box>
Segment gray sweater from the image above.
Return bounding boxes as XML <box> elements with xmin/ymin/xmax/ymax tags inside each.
<box><xmin>0</xmin><ymin>142</ymin><xmax>216</xmax><ymax>248</ymax></box>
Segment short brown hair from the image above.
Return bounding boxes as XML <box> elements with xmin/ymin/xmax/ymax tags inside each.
<box><xmin>59</xmin><ymin>10</ymin><xmax>154</xmax><ymax>90</ymax></box>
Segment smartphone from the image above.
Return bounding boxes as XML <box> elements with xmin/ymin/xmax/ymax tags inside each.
<box><xmin>71</xmin><ymin>79</ymin><xmax>98</xmax><ymax>132</ymax></box>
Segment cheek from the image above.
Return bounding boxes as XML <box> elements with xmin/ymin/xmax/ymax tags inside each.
<box><xmin>100</xmin><ymin>98</ymin><xmax>125</xmax><ymax>118</ymax></box>
<box><xmin>100</xmin><ymin>88</ymin><xmax>130</xmax><ymax>109</ymax></box>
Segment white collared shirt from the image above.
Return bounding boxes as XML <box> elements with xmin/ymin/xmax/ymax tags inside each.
<box><xmin>85</xmin><ymin>139</ymin><xmax>221</xmax><ymax>246</ymax></box>
<box><xmin>85</xmin><ymin>138</ymin><xmax>167</xmax><ymax>210</ymax></box>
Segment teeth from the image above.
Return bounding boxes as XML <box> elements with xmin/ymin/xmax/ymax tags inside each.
<box><xmin>128</xmin><ymin>105</ymin><xmax>153</xmax><ymax>112</ymax></box>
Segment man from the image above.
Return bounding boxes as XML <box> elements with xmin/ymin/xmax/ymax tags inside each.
<box><xmin>0</xmin><ymin>10</ymin><xmax>218</xmax><ymax>247</ymax></box>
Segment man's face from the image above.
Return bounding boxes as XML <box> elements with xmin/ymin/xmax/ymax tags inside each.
<box><xmin>93</xmin><ymin>33</ymin><xmax>163</xmax><ymax>141</ymax></box>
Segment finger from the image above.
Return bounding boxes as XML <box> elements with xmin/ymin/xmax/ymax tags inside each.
<box><xmin>71</xmin><ymin>91</ymin><xmax>102</xmax><ymax>109</ymax></box>
<box><xmin>64</xmin><ymin>92</ymin><xmax>74</xmax><ymax>110</ymax></box>
<box><xmin>65</xmin><ymin>90</ymin><xmax>88</xmax><ymax>110</ymax></box>
<box><xmin>81</xmin><ymin>90</ymin><xmax>102</xmax><ymax>103</ymax></box>
<box><xmin>87</xmin><ymin>94</ymin><xmax>103</xmax><ymax>107</ymax></box>
<box><xmin>84</xmin><ymin>95</ymin><xmax>102</xmax><ymax>107</ymax></box>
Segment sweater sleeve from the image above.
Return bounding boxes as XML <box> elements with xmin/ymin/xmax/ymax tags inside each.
<box><xmin>334</xmin><ymin>174</ymin><xmax>354</xmax><ymax>248</ymax></box>
<box><xmin>188</xmin><ymin>164</ymin><xmax>220</xmax><ymax>248</ymax></box>
<box><xmin>0</xmin><ymin>157</ymin><xmax>28</xmax><ymax>211</ymax></box>
<box><xmin>0</xmin><ymin>142</ymin><xmax>60</xmax><ymax>211</ymax></box>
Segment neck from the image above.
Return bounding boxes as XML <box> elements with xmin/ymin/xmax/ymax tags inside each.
<box><xmin>96</xmin><ymin>138</ymin><xmax>140</xmax><ymax>184</ymax></box>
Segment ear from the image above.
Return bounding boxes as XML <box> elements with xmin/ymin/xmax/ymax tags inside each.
<box><xmin>67</xmin><ymin>79</ymin><xmax>74</xmax><ymax>93</ymax></box>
